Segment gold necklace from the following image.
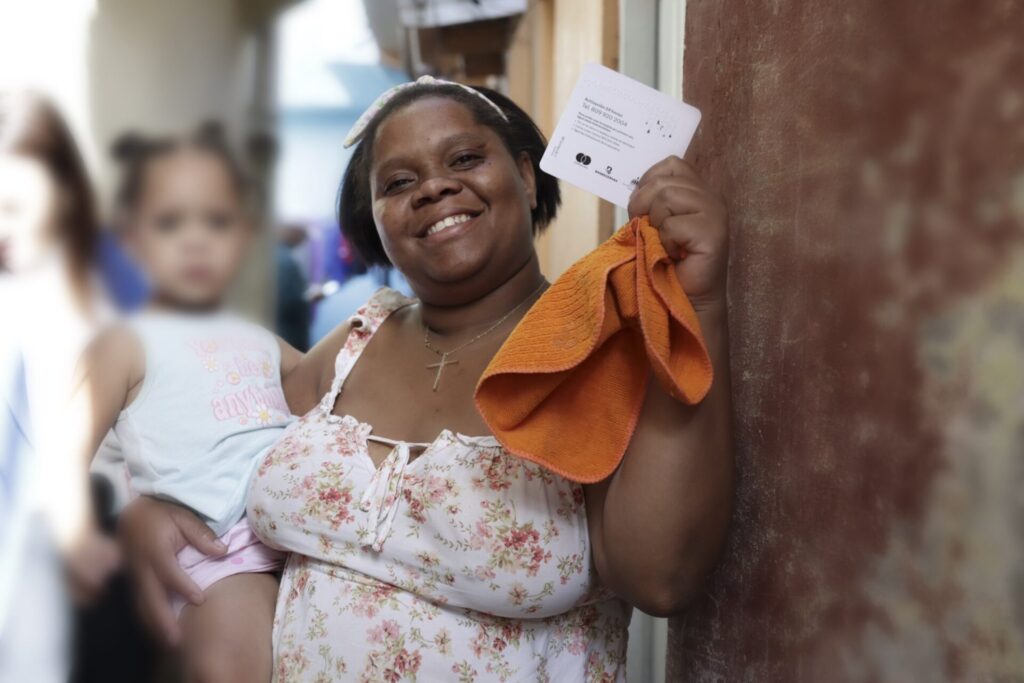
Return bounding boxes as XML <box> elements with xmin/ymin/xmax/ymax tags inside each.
<box><xmin>423</xmin><ymin>281</ymin><xmax>546</xmax><ymax>391</ymax></box>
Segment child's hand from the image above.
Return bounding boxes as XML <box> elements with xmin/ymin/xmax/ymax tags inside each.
<box><xmin>628</xmin><ymin>155</ymin><xmax>729</xmax><ymax>314</ymax></box>
<box><xmin>65</xmin><ymin>526</ymin><xmax>121</xmax><ymax>605</ymax></box>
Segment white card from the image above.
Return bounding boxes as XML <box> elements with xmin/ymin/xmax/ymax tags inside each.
<box><xmin>540</xmin><ymin>63</ymin><xmax>702</xmax><ymax>208</ymax></box>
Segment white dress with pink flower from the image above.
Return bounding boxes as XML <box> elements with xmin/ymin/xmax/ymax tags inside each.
<box><xmin>248</xmin><ymin>288</ymin><xmax>630</xmax><ymax>682</ymax></box>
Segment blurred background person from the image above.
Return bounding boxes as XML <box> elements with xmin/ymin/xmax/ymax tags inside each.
<box><xmin>0</xmin><ymin>90</ymin><xmax>114</xmax><ymax>683</ymax></box>
<box><xmin>307</xmin><ymin>244</ymin><xmax>412</xmax><ymax>345</ymax></box>
<box><xmin>274</xmin><ymin>223</ymin><xmax>312</xmax><ymax>351</ymax></box>
<box><xmin>0</xmin><ymin>90</ymin><xmax>158</xmax><ymax>683</ymax></box>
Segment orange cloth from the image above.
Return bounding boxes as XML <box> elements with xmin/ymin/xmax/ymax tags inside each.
<box><xmin>475</xmin><ymin>216</ymin><xmax>714</xmax><ymax>483</ymax></box>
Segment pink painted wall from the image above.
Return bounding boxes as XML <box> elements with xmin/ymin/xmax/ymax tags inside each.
<box><xmin>672</xmin><ymin>1</ymin><xmax>1024</xmax><ymax>680</ymax></box>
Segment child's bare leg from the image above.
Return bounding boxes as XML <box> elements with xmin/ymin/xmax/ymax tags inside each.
<box><xmin>179</xmin><ymin>573</ymin><xmax>278</xmax><ymax>683</ymax></box>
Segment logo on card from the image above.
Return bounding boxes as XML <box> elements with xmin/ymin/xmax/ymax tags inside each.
<box><xmin>595</xmin><ymin>164</ymin><xmax>618</xmax><ymax>182</ymax></box>
<box><xmin>575</xmin><ymin>152</ymin><xmax>592</xmax><ymax>166</ymax></box>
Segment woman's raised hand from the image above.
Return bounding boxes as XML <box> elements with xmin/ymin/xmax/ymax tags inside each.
<box><xmin>627</xmin><ymin>155</ymin><xmax>729</xmax><ymax>313</ymax></box>
<box><xmin>117</xmin><ymin>497</ymin><xmax>227</xmax><ymax>644</ymax></box>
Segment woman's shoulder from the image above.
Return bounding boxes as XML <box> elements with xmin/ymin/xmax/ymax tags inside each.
<box><xmin>312</xmin><ymin>286</ymin><xmax>415</xmax><ymax>352</ymax></box>
<box><xmin>284</xmin><ymin>287</ymin><xmax>415</xmax><ymax>415</ymax></box>
<box><xmin>316</xmin><ymin>286</ymin><xmax>415</xmax><ymax>372</ymax></box>
<box><xmin>354</xmin><ymin>286</ymin><xmax>417</xmax><ymax>325</ymax></box>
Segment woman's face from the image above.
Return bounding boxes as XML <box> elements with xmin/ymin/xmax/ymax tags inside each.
<box><xmin>369</xmin><ymin>97</ymin><xmax>537</xmax><ymax>303</ymax></box>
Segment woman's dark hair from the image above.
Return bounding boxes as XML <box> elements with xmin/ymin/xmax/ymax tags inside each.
<box><xmin>111</xmin><ymin>120</ymin><xmax>247</xmax><ymax>217</ymax></box>
<box><xmin>339</xmin><ymin>84</ymin><xmax>561</xmax><ymax>266</ymax></box>
<box><xmin>0</xmin><ymin>91</ymin><xmax>99</xmax><ymax>312</ymax></box>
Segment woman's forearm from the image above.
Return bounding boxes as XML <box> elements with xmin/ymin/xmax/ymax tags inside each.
<box><xmin>587</xmin><ymin>304</ymin><xmax>734</xmax><ymax>616</ymax></box>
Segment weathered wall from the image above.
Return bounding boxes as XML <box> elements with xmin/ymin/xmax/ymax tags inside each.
<box><xmin>671</xmin><ymin>1</ymin><xmax>1024</xmax><ymax>681</ymax></box>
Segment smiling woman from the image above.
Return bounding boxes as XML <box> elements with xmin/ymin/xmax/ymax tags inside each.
<box><xmin>118</xmin><ymin>77</ymin><xmax>734</xmax><ymax>683</ymax></box>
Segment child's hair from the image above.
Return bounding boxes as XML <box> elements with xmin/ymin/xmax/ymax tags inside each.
<box><xmin>339</xmin><ymin>84</ymin><xmax>561</xmax><ymax>266</ymax></box>
<box><xmin>111</xmin><ymin>121</ymin><xmax>247</xmax><ymax>217</ymax></box>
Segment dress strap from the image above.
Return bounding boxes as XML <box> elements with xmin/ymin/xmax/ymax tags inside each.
<box><xmin>318</xmin><ymin>287</ymin><xmax>415</xmax><ymax>415</ymax></box>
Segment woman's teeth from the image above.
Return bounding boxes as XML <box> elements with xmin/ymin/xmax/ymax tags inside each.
<box><xmin>425</xmin><ymin>213</ymin><xmax>472</xmax><ymax>237</ymax></box>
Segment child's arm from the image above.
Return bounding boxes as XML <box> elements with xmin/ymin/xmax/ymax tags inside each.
<box><xmin>65</xmin><ymin>326</ymin><xmax>143</xmax><ymax>483</ymax></box>
<box><xmin>48</xmin><ymin>326</ymin><xmax>143</xmax><ymax>600</ymax></box>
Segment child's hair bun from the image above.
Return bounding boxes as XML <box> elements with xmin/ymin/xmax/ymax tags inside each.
<box><xmin>110</xmin><ymin>132</ymin><xmax>151</xmax><ymax>164</ymax></box>
<box><xmin>111</xmin><ymin>120</ymin><xmax>247</xmax><ymax>214</ymax></box>
<box><xmin>194</xmin><ymin>120</ymin><xmax>227</xmax><ymax>146</ymax></box>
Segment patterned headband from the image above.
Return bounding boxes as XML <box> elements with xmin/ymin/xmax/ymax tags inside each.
<box><xmin>342</xmin><ymin>75</ymin><xmax>509</xmax><ymax>149</ymax></box>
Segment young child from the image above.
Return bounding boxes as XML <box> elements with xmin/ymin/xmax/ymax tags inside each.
<box><xmin>66</xmin><ymin>125</ymin><xmax>298</xmax><ymax>682</ymax></box>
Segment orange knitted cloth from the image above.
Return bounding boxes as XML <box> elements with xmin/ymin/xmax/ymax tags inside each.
<box><xmin>475</xmin><ymin>216</ymin><xmax>714</xmax><ymax>483</ymax></box>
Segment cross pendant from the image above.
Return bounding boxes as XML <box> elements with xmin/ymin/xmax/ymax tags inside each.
<box><xmin>426</xmin><ymin>352</ymin><xmax>459</xmax><ymax>391</ymax></box>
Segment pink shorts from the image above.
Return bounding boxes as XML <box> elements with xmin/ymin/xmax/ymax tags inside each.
<box><xmin>170</xmin><ymin>517</ymin><xmax>285</xmax><ymax>617</ymax></box>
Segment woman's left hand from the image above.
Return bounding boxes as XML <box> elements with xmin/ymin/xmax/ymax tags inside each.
<box><xmin>628</xmin><ymin>155</ymin><xmax>728</xmax><ymax>312</ymax></box>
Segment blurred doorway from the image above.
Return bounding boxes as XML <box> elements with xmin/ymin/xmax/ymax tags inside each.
<box><xmin>273</xmin><ymin>0</ymin><xmax>407</xmax><ymax>346</ymax></box>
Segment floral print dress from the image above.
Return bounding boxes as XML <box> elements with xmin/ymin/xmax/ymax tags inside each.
<box><xmin>248</xmin><ymin>288</ymin><xmax>630</xmax><ymax>682</ymax></box>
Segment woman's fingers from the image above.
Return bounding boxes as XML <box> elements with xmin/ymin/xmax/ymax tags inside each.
<box><xmin>648</xmin><ymin>186</ymin><xmax>708</xmax><ymax>232</ymax></box>
<box><xmin>636</xmin><ymin>155</ymin><xmax>698</xmax><ymax>187</ymax></box>
<box><xmin>171</xmin><ymin>506</ymin><xmax>227</xmax><ymax>557</ymax></box>
<box><xmin>135</xmin><ymin>563</ymin><xmax>180</xmax><ymax>645</ymax></box>
<box><xmin>662</xmin><ymin>213</ymin><xmax>725</xmax><ymax>256</ymax></box>
<box><xmin>150</xmin><ymin>534</ymin><xmax>204</xmax><ymax>606</ymax></box>
<box><xmin>118</xmin><ymin>499</ymin><xmax>209</xmax><ymax>604</ymax></box>
<box><xmin>116</xmin><ymin>497</ymin><xmax>218</xmax><ymax>642</ymax></box>
<box><xmin>629</xmin><ymin>173</ymin><xmax>704</xmax><ymax>222</ymax></box>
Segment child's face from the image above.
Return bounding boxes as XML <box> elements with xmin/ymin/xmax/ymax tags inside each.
<box><xmin>0</xmin><ymin>154</ymin><xmax>59</xmax><ymax>274</ymax></box>
<box><xmin>125</xmin><ymin>149</ymin><xmax>249</xmax><ymax>307</ymax></box>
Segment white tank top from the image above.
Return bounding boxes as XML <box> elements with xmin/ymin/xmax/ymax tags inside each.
<box><xmin>115</xmin><ymin>310</ymin><xmax>293</xmax><ymax>535</ymax></box>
